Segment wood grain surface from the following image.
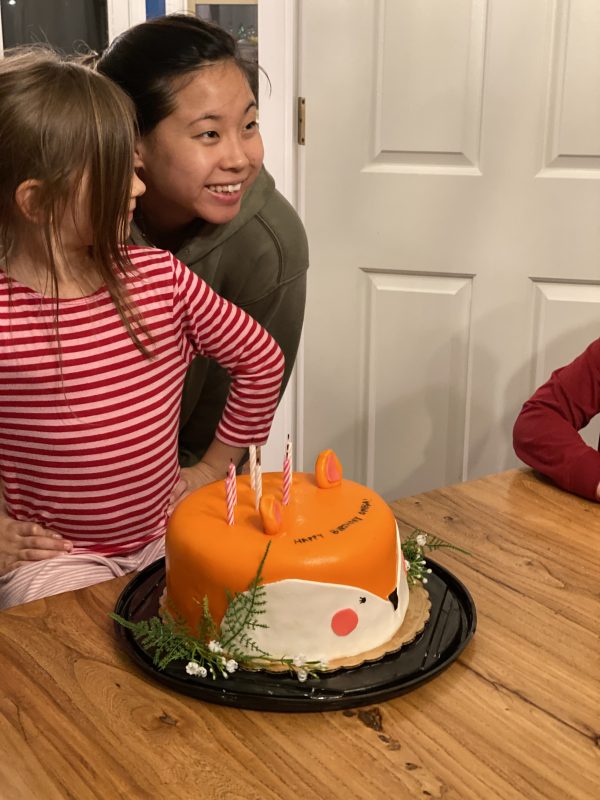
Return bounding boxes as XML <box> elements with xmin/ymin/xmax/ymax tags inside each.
<box><xmin>0</xmin><ymin>469</ymin><xmax>598</xmax><ymax>800</ymax></box>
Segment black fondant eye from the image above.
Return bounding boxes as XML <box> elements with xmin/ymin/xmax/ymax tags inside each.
<box><xmin>388</xmin><ymin>588</ymin><xmax>398</xmax><ymax>610</ymax></box>
<box><xmin>359</xmin><ymin>596</ymin><xmax>366</xmax><ymax>604</ymax></box>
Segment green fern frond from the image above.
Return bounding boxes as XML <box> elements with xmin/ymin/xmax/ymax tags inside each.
<box><xmin>400</xmin><ymin>528</ymin><xmax>471</xmax><ymax>585</ymax></box>
<box><xmin>220</xmin><ymin>542</ymin><xmax>271</xmax><ymax>651</ymax></box>
<box><xmin>422</xmin><ymin>533</ymin><xmax>471</xmax><ymax>555</ymax></box>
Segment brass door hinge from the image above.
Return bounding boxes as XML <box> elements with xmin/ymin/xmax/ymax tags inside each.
<box><xmin>297</xmin><ymin>97</ymin><xmax>306</xmax><ymax>145</ymax></box>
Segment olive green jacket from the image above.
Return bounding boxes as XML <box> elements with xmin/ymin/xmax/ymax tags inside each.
<box><xmin>129</xmin><ymin>168</ymin><xmax>309</xmax><ymax>466</ymax></box>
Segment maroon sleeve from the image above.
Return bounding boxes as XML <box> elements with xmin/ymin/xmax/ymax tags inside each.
<box><xmin>513</xmin><ymin>339</ymin><xmax>600</xmax><ymax>501</ymax></box>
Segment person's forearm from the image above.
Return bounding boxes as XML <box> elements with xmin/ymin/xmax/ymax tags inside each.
<box><xmin>200</xmin><ymin>439</ymin><xmax>246</xmax><ymax>478</ymax></box>
<box><xmin>168</xmin><ymin>439</ymin><xmax>247</xmax><ymax>511</ymax></box>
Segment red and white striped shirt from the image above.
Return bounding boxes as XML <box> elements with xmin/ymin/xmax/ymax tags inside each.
<box><xmin>0</xmin><ymin>246</ymin><xmax>284</xmax><ymax>556</ymax></box>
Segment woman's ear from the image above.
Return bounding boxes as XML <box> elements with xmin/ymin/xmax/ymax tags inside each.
<box><xmin>14</xmin><ymin>179</ymin><xmax>44</xmax><ymax>223</ymax></box>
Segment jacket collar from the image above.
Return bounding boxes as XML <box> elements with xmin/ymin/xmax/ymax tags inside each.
<box><xmin>129</xmin><ymin>167</ymin><xmax>275</xmax><ymax>261</ymax></box>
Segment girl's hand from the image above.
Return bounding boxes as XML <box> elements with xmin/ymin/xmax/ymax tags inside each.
<box><xmin>167</xmin><ymin>440</ymin><xmax>246</xmax><ymax>515</ymax></box>
<box><xmin>167</xmin><ymin>461</ymin><xmax>223</xmax><ymax>515</ymax></box>
<box><xmin>0</xmin><ymin>514</ymin><xmax>72</xmax><ymax>576</ymax></box>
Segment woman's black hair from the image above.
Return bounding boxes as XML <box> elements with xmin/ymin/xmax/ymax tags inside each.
<box><xmin>97</xmin><ymin>14</ymin><xmax>257</xmax><ymax>136</ymax></box>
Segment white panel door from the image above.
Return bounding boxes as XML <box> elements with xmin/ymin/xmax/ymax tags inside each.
<box><xmin>298</xmin><ymin>0</ymin><xmax>600</xmax><ymax>499</ymax></box>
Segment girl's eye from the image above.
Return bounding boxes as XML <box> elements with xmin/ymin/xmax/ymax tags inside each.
<box><xmin>245</xmin><ymin>120</ymin><xmax>259</xmax><ymax>132</ymax></box>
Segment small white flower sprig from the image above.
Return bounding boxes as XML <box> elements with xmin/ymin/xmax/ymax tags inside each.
<box><xmin>184</xmin><ymin>649</ymin><xmax>326</xmax><ymax>683</ymax></box>
<box><xmin>184</xmin><ymin>642</ymin><xmax>238</xmax><ymax>679</ymax></box>
<box><xmin>401</xmin><ymin>529</ymin><xmax>471</xmax><ymax>586</ymax></box>
<box><xmin>111</xmin><ymin>542</ymin><xmax>327</xmax><ymax>682</ymax></box>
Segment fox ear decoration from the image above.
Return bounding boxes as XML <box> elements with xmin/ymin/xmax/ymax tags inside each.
<box><xmin>315</xmin><ymin>449</ymin><xmax>343</xmax><ymax>488</ymax></box>
<box><xmin>259</xmin><ymin>494</ymin><xmax>284</xmax><ymax>536</ymax></box>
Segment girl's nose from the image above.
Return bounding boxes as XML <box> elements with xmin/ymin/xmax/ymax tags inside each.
<box><xmin>132</xmin><ymin>170</ymin><xmax>146</xmax><ymax>198</ymax></box>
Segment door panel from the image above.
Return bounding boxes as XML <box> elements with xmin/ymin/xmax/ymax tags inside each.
<box><xmin>363</xmin><ymin>272</ymin><xmax>472</xmax><ymax>501</ymax></box>
<box><xmin>299</xmin><ymin>0</ymin><xmax>600</xmax><ymax>498</ymax></box>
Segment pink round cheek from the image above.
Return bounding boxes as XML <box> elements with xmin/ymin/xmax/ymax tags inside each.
<box><xmin>331</xmin><ymin>608</ymin><xmax>359</xmax><ymax>636</ymax></box>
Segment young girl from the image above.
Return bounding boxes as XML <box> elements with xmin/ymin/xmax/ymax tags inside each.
<box><xmin>0</xmin><ymin>49</ymin><xmax>284</xmax><ymax>608</ymax></box>
<box><xmin>2</xmin><ymin>16</ymin><xmax>308</xmax><ymax>573</ymax></box>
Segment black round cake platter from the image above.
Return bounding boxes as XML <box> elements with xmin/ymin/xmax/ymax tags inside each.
<box><xmin>113</xmin><ymin>558</ymin><xmax>476</xmax><ymax>712</ymax></box>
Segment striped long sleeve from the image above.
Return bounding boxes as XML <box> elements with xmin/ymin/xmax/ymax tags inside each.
<box><xmin>0</xmin><ymin>247</ymin><xmax>284</xmax><ymax>555</ymax></box>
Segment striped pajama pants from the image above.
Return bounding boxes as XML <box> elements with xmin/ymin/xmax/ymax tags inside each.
<box><xmin>0</xmin><ymin>536</ymin><xmax>165</xmax><ymax>610</ymax></box>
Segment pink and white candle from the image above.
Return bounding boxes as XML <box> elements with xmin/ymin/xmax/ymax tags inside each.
<box><xmin>225</xmin><ymin>469</ymin><xmax>236</xmax><ymax>526</ymax></box>
<box><xmin>228</xmin><ymin>460</ymin><xmax>237</xmax><ymax>507</ymax></box>
<box><xmin>254</xmin><ymin>447</ymin><xmax>262</xmax><ymax>511</ymax></box>
<box><xmin>282</xmin><ymin>436</ymin><xmax>292</xmax><ymax>506</ymax></box>
<box><xmin>249</xmin><ymin>444</ymin><xmax>257</xmax><ymax>491</ymax></box>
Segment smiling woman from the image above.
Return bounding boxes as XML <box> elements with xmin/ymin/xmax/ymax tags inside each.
<box><xmin>97</xmin><ymin>14</ymin><xmax>308</xmax><ymax>501</ymax></box>
<box><xmin>136</xmin><ymin>60</ymin><xmax>264</xmax><ymax>236</ymax></box>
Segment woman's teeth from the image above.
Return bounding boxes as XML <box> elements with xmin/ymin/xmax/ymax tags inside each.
<box><xmin>207</xmin><ymin>183</ymin><xmax>242</xmax><ymax>194</ymax></box>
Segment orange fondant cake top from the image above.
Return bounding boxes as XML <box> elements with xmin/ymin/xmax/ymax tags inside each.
<box><xmin>166</xmin><ymin>471</ymin><xmax>399</xmax><ymax>629</ymax></box>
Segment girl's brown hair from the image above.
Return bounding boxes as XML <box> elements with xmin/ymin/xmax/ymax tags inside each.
<box><xmin>0</xmin><ymin>47</ymin><xmax>150</xmax><ymax>355</ymax></box>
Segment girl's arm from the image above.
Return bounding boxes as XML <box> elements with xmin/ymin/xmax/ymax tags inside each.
<box><xmin>177</xmin><ymin>276</ymin><xmax>306</xmax><ymax>469</ymax></box>
<box><xmin>173</xmin><ymin>255</ymin><xmax>285</xmax><ymax>448</ymax></box>
<box><xmin>167</xmin><ymin>441</ymin><xmax>246</xmax><ymax>513</ymax></box>
<box><xmin>168</xmin><ymin>256</ymin><xmax>284</xmax><ymax>503</ymax></box>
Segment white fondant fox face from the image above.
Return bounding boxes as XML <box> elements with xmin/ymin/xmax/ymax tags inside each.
<box><xmin>225</xmin><ymin>531</ymin><xmax>410</xmax><ymax>663</ymax></box>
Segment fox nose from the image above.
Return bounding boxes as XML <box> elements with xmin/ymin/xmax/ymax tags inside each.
<box><xmin>331</xmin><ymin>608</ymin><xmax>358</xmax><ymax>636</ymax></box>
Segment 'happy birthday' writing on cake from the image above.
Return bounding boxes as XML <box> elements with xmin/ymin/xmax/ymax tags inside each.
<box><xmin>293</xmin><ymin>499</ymin><xmax>372</xmax><ymax>544</ymax></box>
<box><xmin>293</xmin><ymin>533</ymin><xmax>325</xmax><ymax>545</ymax></box>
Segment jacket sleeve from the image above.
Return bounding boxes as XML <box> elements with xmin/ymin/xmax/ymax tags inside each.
<box><xmin>512</xmin><ymin>339</ymin><xmax>600</xmax><ymax>501</ymax></box>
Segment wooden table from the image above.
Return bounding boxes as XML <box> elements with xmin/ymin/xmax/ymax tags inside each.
<box><xmin>1</xmin><ymin>469</ymin><xmax>598</xmax><ymax>800</ymax></box>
